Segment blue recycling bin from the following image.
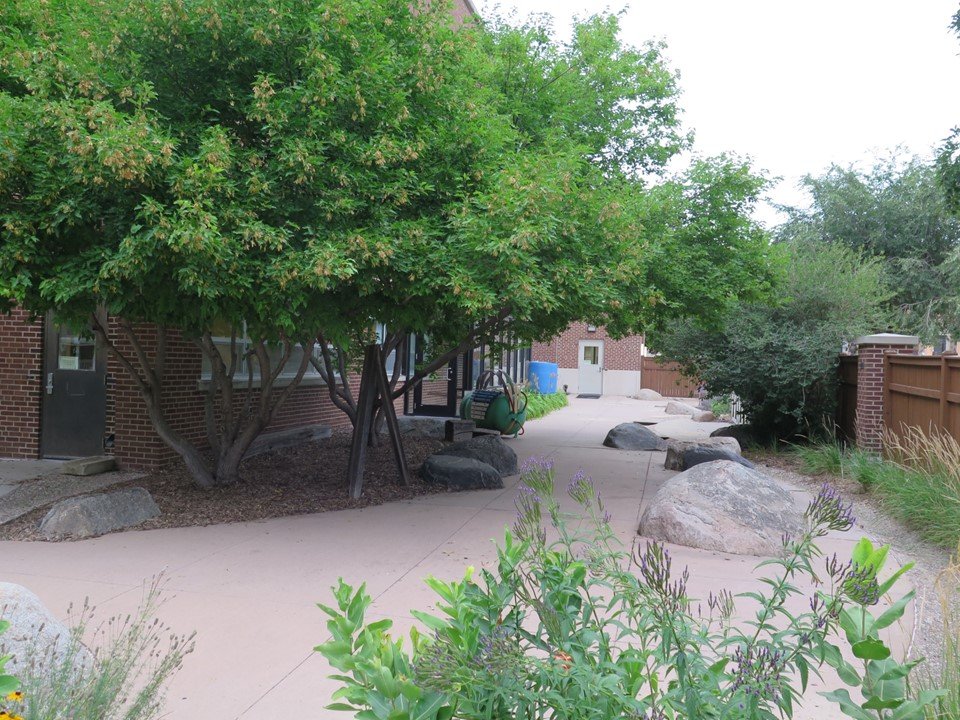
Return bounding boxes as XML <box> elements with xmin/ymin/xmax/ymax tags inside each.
<box><xmin>527</xmin><ymin>361</ymin><xmax>559</xmax><ymax>394</ymax></box>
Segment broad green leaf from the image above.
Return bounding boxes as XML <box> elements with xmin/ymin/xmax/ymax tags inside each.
<box><xmin>820</xmin><ymin>689</ymin><xmax>876</xmax><ymax>720</ymax></box>
<box><xmin>852</xmin><ymin>637</ymin><xmax>890</xmax><ymax>660</ymax></box>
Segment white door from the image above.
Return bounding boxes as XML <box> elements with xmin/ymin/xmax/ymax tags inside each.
<box><xmin>578</xmin><ymin>340</ymin><xmax>603</xmax><ymax>395</ymax></box>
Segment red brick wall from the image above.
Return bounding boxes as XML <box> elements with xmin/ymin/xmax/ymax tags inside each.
<box><xmin>0</xmin><ymin>309</ymin><xmax>43</xmax><ymax>458</ymax></box>
<box><xmin>107</xmin><ymin>324</ymin><xmax>371</xmax><ymax>469</ymax></box>
<box><xmin>855</xmin><ymin>342</ymin><xmax>918</xmax><ymax>452</ymax></box>
<box><xmin>531</xmin><ymin>322</ymin><xmax>644</xmax><ymax>371</ymax></box>
<box><xmin>450</xmin><ymin>0</ymin><xmax>477</xmax><ymax>23</ymax></box>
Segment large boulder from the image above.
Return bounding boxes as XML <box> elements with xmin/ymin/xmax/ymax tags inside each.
<box><xmin>436</xmin><ymin>435</ymin><xmax>518</xmax><ymax>476</ymax></box>
<box><xmin>664</xmin><ymin>401</ymin><xmax>696</xmax><ymax>416</ymax></box>
<box><xmin>710</xmin><ymin>424</ymin><xmax>757</xmax><ymax>447</ymax></box>
<box><xmin>664</xmin><ymin>438</ymin><xmax>743</xmax><ymax>471</ymax></box>
<box><xmin>636</xmin><ymin>389</ymin><xmax>663</xmax><ymax>400</ymax></box>
<box><xmin>39</xmin><ymin>487</ymin><xmax>160</xmax><ymax>540</ymax></box>
<box><xmin>638</xmin><ymin>460</ymin><xmax>802</xmax><ymax>556</ymax></box>
<box><xmin>420</xmin><ymin>455</ymin><xmax>503</xmax><ymax>490</ymax></box>
<box><xmin>603</xmin><ymin>423</ymin><xmax>666</xmax><ymax>451</ymax></box>
<box><xmin>0</xmin><ymin>583</ymin><xmax>93</xmax><ymax>674</ymax></box>
<box><xmin>692</xmin><ymin>410</ymin><xmax>716</xmax><ymax>422</ymax></box>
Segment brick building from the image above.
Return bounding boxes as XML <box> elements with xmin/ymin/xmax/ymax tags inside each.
<box><xmin>531</xmin><ymin>323</ymin><xmax>649</xmax><ymax>396</ymax></box>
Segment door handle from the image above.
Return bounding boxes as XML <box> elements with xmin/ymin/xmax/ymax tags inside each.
<box><xmin>46</xmin><ymin>372</ymin><xmax>54</xmax><ymax>394</ymax></box>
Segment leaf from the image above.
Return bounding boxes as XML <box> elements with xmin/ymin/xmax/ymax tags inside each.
<box><xmin>822</xmin><ymin>643</ymin><xmax>861</xmax><ymax>686</ymax></box>
<box><xmin>866</xmin><ymin>659</ymin><xmax>907</xmax><ymax>702</ymax></box>
<box><xmin>409</xmin><ymin>610</ymin><xmax>448</xmax><ymax>632</ymax></box>
<box><xmin>851</xmin><ymin>538</ymin><xmax>875</xmax><ymax>567</ymax></box>
<box><xmin>796</xmin><ymin>655</ymin><xmax>810</xmax><ymax>693</ymax></box>
<box><xmin>873</xmin><ymin>590</ymin><xmax>914</xmax><ymax>630</ymax></box>
<box><xmin>852</xmin><ymin>637</ymin><xmax>891</xmax><ymax>660</ymax></box>
<box><xmin>0</xmin><ymin>674</ymin><xmax>18</xmax><ymax>695</ymax></box>
<box><xmin>820</xmin><ymin>689</ymin><xmax>876</xmax><ymax>720</ymax></box>
<box><xmin>863</xmin><ymin>696</ymin><xmax>904</xmax><ymax>711</ymax></box>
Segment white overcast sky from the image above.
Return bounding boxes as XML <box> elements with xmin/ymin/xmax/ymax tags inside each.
<box><xmin>474</xmin><ymin>0</ymin><xmax>960</xmax><ymax>227</ymax></box>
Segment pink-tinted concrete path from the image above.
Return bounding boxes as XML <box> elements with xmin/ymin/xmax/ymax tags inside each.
<box><xmin>0</xmin><ymin>396</ymin><xmax>912</xmax><ymax>719</ymax></box>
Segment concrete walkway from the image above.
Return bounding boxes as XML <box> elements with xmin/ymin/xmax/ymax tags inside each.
<box><xmin>0</xmin><ymin>397</ymin><xmax>909</xmax><ymax>719</ymax></box>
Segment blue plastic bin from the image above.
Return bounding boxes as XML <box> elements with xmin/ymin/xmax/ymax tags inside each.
<box><xmin>527</xmin><ymin>361</ymin><xmax>559</xmax><ymax>394</ymax></box>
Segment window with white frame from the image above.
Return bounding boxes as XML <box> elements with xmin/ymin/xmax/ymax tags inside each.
<box><xmin>199</xmin><ymin>320</ymin><xmax>324</xmax><ymax>382</ymax></box>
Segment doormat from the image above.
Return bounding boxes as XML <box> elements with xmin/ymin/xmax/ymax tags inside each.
<box><xmin>576</xmin><ymin>394</ymin><xmax>601</xmax><ymax>399</ymax></box>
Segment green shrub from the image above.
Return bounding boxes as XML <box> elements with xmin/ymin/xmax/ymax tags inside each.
<box><xmin>649</xmin><ymin>240</ymin><xmax>892</xmax><ymax>441</ymax></box>
<box><xmin>317</xmin><ymin>459</ymin><xmax>937</xmax><ymax>719</ymax></box>
<box><xmin>524</xmin><ymin>391</ymin><xmax>568</xmax><ymax>420</ymax></box>
<box><xmin>794</xmin><ymin>441</ymin><xmax>844</xmax><ymax>476</ymax></box>
<box><xmin>16</xmin><ymin>579</ymin><xmax>193</xmax><ymax>720</ymax></box>
<box><xmin>711</xmin><ymin>396</ymin><xmax>732</xmax><ymax>416</ymax></box>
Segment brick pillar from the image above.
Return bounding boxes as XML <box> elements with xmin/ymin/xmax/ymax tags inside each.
<box><xmin>854</xmin><ymin>333</ymin><xmax>919</xmax><ymax>451</ymax></box>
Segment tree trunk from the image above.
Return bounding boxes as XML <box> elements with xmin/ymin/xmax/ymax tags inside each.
<box><xmin>91</xmin><ymin>315</ymin><xmax>310</xmax><ymax>489</ymax></box>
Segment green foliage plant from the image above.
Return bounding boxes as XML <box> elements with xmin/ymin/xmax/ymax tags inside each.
<box><xmin>317</xmin><ymin>460</ymin><xmax>935</xmax><ymax>719</ymax></box>
<box><xmin>650</xmin><ymin>240</ymin><xmax>892</xmax><ymax>441</ymax></box>
<box><xmin>0</xmin><ymin>619</ymin><xmax>23</xmax><ymax>716</ymax></box>
<box><xmin>14</xmin><ymin>579</ymin><xmax>193</xmax><ymax>720</ymax></box>
<box><xmin>796</xmin><ymin>428</ymin><xmax>960</xmax><ymax>548</ymax></box>
<box><xmin>523</xmin><ymin>391</ymin><xmax>568</xmax><ymax>420</ymax></box>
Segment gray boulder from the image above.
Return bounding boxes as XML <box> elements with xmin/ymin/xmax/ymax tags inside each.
<box><xmin>420</xmin><ymin>455</ymin><xmax>503</xmax><ymax>490</ymax></box>
<box><xmin>394</xmin><ymin>416</ymin><xmax>446</xmax><ymax>440</ymax></box>
<box><xmin>636</xmin><ymin>389</ymin><xmax>663</xmax><ymax>400</ymax></box>
<box><xmin>664</xmin><ymin>438</ymin><xmax>742</xmax><ymax>470</ymax></box>
<box><xmin>436</xmin><ymin>435</ymin><xmax>518</xmax><ymax>476</ymax></box>
<box><xmin>664</xmin><ymin>401</ymin><xmax>696</xmax><ymax>416</ymax></box>
<box><xmin>603</xmin><ymin>423</ymin><xmax>666</xmax><ymax>451</ymax></box>
<box><xmin>0</xmin><ymin>583</ymin><xmax>93</xmax><ymax>674</ymax></box>
<box><xmin>682</xmin><ymin>446</ymin><xmax>754</xmax><ymax>470</ymax></box>
<box><xmin>638</xmin><ymin>460</ymin><xmax>802</xmax><ymax>556</ymax></box>
<box><xmin>710</xmin><ymin>424</ymin><xmax>757</xmax><ymax>447</ymax></box>
<box><xmin>39</xmin><ymin>487</ymin><xmax>160</xmax><ymax>540</ymax></box>
<box><xmin>692</xmin><ymin>410</ymin><xmax>716</xmax><ymax>422</ymax></box>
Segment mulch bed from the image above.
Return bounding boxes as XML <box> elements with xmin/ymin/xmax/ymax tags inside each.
<box><xmin>0</xmin><ymin>430</ymin><xmax>446</xmax><ymax>542</ymax></box>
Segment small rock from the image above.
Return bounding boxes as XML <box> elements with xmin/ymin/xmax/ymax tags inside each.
<box><xmin>692</xmin><ymin>410</ymin><xmax>716</xmax><ymax>422</ymax></box>
<box><xmin>664</xmin><ymin>401</ymin><xmax>696</xmax><ymax>416</ymax></box>
<box><xmin>603</xmin><ymin>423</ymin><xmax>667</xmax><ymax>451</ymax></box>
<box><xmin>638</xmin><ymin>460</ymin><xmax>802</xmax><ymax>556</ymax></box>
<box><xmin>39</xmin><ymin>487</ymin><xmax>160</xmax><ymax>540</ymax></box>
<box><xmin>395</xmin><ymin>416</ymin><xmax>447</xmax><ymax>440</ymax></box>
<box><xmin>420</xmin><ymin>455</ymin><xmax>503</xmax><ymax>490</ymax></box>
<box><xmin>664</xmin><ymin>438</ymin><xmax>742</xmax><ymax>471</ymax></box>
<box><xmin>436</xmin><ymin>435</ymin><xmax>518</xmax><ymax>476</ymax></box>
<box><xmin>0</xmin><ymin>583</ymin><xmax>93</xmax><ymax>674</ymax></box>
<box><xmin>636</xmin><ymin>389</ymin><xmax>663</xmax><ymax>400</ymax></box>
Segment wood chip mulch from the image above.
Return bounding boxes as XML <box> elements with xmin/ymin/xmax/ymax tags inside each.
<box><xmin>0</xmin><ymin>430</ymin><xmax>445</xmax><ymax>542</ymax></box>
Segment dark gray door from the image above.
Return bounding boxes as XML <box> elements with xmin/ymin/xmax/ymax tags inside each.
<box><xmin>40</xmin><ymin>313</ymin><xmax>107</xmax><ymax>458</ymax></box>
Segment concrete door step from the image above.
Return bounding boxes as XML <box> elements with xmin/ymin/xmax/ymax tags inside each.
<box><xmin>62</xmin><ymin>456</ymin><xmax>117</xmax><ymax>476</ymax></box>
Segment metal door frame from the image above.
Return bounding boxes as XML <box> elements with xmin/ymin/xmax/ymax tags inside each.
<box><xmin>40</xmin><ymin>310</ymin><xmax>108</xmax><ymax>458</ymax></box>
<box><xmin>578</xmin><ymin>339</ymin><xmax>604</xmax><ymax>395</ymax></box>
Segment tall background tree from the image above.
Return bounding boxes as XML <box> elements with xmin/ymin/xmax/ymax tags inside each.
<box><xmin>779</xmin><ymin>154</ymin><xmax>960</xmax><ymax>341</ymax></box>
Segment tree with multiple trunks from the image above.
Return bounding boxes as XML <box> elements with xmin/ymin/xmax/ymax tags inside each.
<box><xmin>0</xmin><ymin>0</ymin><xmax>775</xmax><ymax>492</ymax></box>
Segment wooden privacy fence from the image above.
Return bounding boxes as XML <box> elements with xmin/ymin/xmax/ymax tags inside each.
<box><xmin>837</xmin><ymin>355</ymin><xmax>859</xmax><ymax>442</ymax></box>
<box><xmin>885</xmin><ymin>355</ymin><xmax>960</xmax><ymax>441</ymax></box>
<box><xmin>640</xmin><ymin>357</ymin><xmax>698</xmax><ymax>398</ymax></box>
